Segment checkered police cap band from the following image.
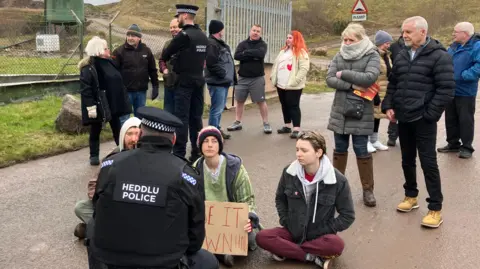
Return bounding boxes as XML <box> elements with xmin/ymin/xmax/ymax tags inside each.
<box><xmin>141</xmin><ymin>118</ymin><xmax>176</xmax><ymax>133</ymax></box>
<box><xmin>177</xmin><ymin>8</ymin><xmax>197</xmax><ymax>14</ymax></box>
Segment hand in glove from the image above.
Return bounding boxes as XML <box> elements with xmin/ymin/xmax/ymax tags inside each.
<box><xmin>152</xmin><ymin>86</ymin><xmax>159</xmax><ymax>100</ymax></box>
<box><xmin>86</xmin><ymin>105</ymin><xmax>97</xmax><ymax>119</ymax></box>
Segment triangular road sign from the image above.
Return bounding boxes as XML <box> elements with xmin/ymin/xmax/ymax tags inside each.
<box><xmin>351</xmin><ymin>0</ymin><xmax>368</xmax><ymax>14</ymax></box>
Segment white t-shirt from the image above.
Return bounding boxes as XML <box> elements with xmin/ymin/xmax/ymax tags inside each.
<box><xmin>276</xmin><ymin>49</ymin><xmax>293</xmax><ymax>89</ymax></box>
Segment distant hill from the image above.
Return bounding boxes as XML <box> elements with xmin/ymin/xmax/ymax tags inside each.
<box><xmin>0</xmin><ymin>0</ymin><xmax>43</xmax><ymax>8</ymax></box>
<box><xmin>100</xmin><ymin>0</ymin><xmax>205</xmax><ymax>30</ymax></box>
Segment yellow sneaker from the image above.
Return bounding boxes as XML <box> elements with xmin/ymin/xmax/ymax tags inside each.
<box><xmin>397</xmin><ymin>196</ymin><xmax>419</xmax><ymax>212</ymax></box>
<box><xmin>421</xmin><ymin>210</ymin><xmax>443</xmax><ymax>228</ymax></box>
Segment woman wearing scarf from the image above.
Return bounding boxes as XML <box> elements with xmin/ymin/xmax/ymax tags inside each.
<box><xmin>367</xmin><ymin>30</ymin><xmax>394</xmax><ymax>153</ymax></box>
<box><xmin>326</xmin><ymin>23</ymin><xmax>381</xmax><ymax>207</ymax></box>
<box><xmin>271</xmin><ymin>30</ymin><xmax>310</xmax><ymax>138</ymax></box>
<box><xmin>255</xmin><ymin>131</ymin><xmax>355</xmax><ymax>269</ymax></box>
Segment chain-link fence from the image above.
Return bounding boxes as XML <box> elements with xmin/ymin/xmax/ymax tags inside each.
<box><xmin>0</xmin><ymin>9</ymin><xmax>83</xmax><ymax>78</ymax></box>
<box><xmin>0</xmin><ymin>1</ymin><xmax>206</xmax><ymax>81</ymax></box>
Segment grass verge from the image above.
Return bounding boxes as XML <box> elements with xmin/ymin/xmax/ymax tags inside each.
<box><xmin>0</xmin><ymin>56</ymin><xmax>78</xmax><ymax>75</ymax></box>
<box><xmin>0</xmin><ymin>95</ymin><xmax>162</xmax><ymax>168</ymax></box>
<box><xmin>0</xmin><ymin>81</ymin><xmax>332</xmax><ymax>168</ymax></box>
<box><xmin>304</xmin><ymin>81</ymin><xmax>333</xmax><ymax>94</ymax></box>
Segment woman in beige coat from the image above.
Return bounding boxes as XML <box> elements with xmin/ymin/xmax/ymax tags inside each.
<box><xmin>271</xmin><ymin>30</ymin><xmax>310</xmax><ymax>138</ymax></box>
<box><xmin>367</xmin><ymin>30</ymin><xmax>394</xmax><ymax>153</ymax></box>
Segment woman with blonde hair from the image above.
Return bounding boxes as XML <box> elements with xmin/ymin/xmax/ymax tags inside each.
<box><xmin>79</xmin><ymin>36</ymin><xmax>131</xmax><ymax>165</ymax></box>
<box><xmin>271</xmin><ymin>30</ymin><xmax>310</xmax><ymax>138</ymax></box>
<box><xmin>326</xmin><ymin>23</ymin><xmax>381</xmax><ymax>207</ymax></box>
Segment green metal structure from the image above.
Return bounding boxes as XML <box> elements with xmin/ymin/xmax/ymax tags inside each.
<box><xmin>45</xmin><ymin>0</ymin><xmax>85</xmax><ymax>24</ymax></box>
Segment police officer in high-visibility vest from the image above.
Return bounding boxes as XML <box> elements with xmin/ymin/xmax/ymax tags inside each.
<box><xmin>86</xmin><ymin>106</ymin><xmax>219</xmax><ymax>269</ymax></box>
<box><xmin>161</xmin><ymin>4</ymin><xmax>209</xmax><ymax>163</ymax></box>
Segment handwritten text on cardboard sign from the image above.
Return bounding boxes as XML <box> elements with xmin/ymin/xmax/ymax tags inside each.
<box><xmin>202</xmin><ymin>201</ymin><xmax>249</xmax><ymax>256</ymax></box>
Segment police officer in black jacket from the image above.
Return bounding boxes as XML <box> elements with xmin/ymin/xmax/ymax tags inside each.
<box><xmin>86</xmin><ymin>106</ymin><xmax>218</xmax><ymax>269</ymax></box>
<box><xmin>161</xmin><ymin>4</ymin><xmax>209</xmax><ymax>163</ymax></box>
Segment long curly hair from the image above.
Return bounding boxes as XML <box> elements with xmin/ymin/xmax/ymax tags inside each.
<box><xmin>282</xmin><ymin>30</ymin><xmax>308</xmax><ymax>57</ymax></box>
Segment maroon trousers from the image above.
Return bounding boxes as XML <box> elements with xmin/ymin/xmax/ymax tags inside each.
<box><xmin>256</xmin><ymin>227</ymin><xmax>345</xmax><ymax>261</ymax></box>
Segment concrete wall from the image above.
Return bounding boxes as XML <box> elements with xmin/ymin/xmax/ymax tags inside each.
<box><xmin>2</xmin><ymin>64</ymin><xmax>278</xmax><ymax>106</ymax></box>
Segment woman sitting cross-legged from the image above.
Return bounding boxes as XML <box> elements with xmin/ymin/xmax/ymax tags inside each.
<box><xmin>193</xmin><ymin>126</ymin><xmax>262</xmax><ymax>268</ymax></box>
<box><xmin>255</xmin><ymin>131</ymin><xmax>355</xmax><ymax>269</ymax></box>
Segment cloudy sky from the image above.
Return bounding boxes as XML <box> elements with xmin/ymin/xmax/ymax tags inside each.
<box><xmin>84</xmin><ymin>0</ymin><xmax>120</xmax><ymax>5</ymax></box>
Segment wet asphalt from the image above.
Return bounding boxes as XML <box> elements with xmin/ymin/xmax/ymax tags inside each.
<box><xmin>1</xmin><ymin>92</ymin><xmax>479</xmax><ymax>269</ymax></box>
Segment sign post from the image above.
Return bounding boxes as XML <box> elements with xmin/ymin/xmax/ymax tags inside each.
<box><xmin>351</xmin><ymin>0</ymin><xmax>368</xmax><ymax>22</ymax></box>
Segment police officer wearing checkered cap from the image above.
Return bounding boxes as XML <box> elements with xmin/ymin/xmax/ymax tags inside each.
<box><xmin>86</xmin><ymin>106</ymin><xmax>219</xmax><ymax>269</ymax></box>
<box><xmin>161</xmin><ymin>4</ymin><xmax>209</xmax><ymax>163</ymax></box>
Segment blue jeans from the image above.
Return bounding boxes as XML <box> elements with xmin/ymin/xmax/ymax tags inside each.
<box><xmin>334</xmin><ymin>133</ymin><xmax>369</xmax><ymax>157</ymax></box>
<box><xmin>207</xmin><ymin>85</ymin><xmax>229</xmax><ymax>129</ymax></box>
<box><xmin>120</xmin><ymin>91</ymin><xmax>147</xmax><ymax>125</ymax></box>
<box><xmin>163</xmin><ymin>87</ymin><xmax>175</xmax><ymax>114</ymax></box>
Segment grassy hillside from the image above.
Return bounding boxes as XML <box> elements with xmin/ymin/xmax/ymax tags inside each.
<box><xmin>106</xmin><ymin>0</ymin><xmax>206</xmax><ymax>31</ymax></box>
<box><xmin>294</xmin><ymin>0</ymin><xmax>480</xmax><ymax>46</ymax></box>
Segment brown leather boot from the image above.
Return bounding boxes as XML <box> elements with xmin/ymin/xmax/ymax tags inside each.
<box><xmin>356</xmin><ymin>154</ymin><xmax>376</xmax><ymax>207</ymax></box>
<box><xmin>333</xmin><ymin>151</ymin><xmax>348</xmax><ymax>175</ymax></box>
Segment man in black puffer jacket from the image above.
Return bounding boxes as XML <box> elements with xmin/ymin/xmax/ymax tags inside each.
<box><xmin>382</xmin><ymin>16</ymin><xmax>455</xmax><ymax>229</ymax></box>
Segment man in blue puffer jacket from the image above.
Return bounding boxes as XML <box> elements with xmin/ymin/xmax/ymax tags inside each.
<box><xmin>438</xmin><ymin>22</ymin><xmax>480</xmax><ymax>159</ymax></box>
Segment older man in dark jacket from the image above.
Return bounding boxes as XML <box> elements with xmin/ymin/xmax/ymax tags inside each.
<box><xmin>382</xmin><ymin>16</ymin><xmax>455</xmax><ymax>229</ymax></box>
<box><xmin>112</xmin><ymin>24</ymin><xmax>159</xmax><ymax>125</ymax></box>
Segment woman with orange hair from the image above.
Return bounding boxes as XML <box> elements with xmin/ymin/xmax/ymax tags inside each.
<box><xmin>271</xmin><ymin>30</ymin><xmax>310</xmax><ymax>138</ymax></box>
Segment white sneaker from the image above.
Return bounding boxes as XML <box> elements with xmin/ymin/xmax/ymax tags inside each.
<box><xmin>272</xmin><ymin>254</ymin><xmax>286</xmax><ymax>262</ymax></box>
<box><xmin>314</xmin><ymin>256</ymin><xmax>331</xmax><ymax>268</ymax></box>
<box><xmin>372</xmin><ymin>141</ymin><xmax>389</xmax><ymax>151</ymax></box>
<box><xmin>367</xmin><ymin>141</ymin><xmax>377</xmax><ymax>153</ymax></box>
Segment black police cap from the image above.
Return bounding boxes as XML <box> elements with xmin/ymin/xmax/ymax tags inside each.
<box><xmin>136</xmin><ymin>106</ymin><xmax>183</xmax><ymax>133</ymax></box>
<box><xmin>175</xmin><ymin>4</ymin><xmax>199</xmax><ymax>17</ymax></box>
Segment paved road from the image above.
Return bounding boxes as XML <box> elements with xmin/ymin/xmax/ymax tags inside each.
<box><xmin>1</xmin><ymin>93</ymin><xmax>480</xmax><ymax>269</ymax></box>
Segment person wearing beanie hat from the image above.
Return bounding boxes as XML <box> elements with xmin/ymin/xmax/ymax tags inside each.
<box><xmin>112</xmin><ymin>22</ymin><xmax>159</xmax><ymax>127</ymax></box>
<box><xmin>368</xmin><ymin>30</ymin><xmax>394</xmax><ymax>154</ymax></box>
<box><xmin>127</xmin><ymin>24</ymin><xmax>142</xmax><ymax>38</ymax></box>
<box><xmin>205</xmin><ymin>20</ymin><xmax>236</xmax><ymax>140</ymax></box>
<box><xmin>193</xmin><ymin>126</ymin><xmax>261</xmax><ymax>267</ymax></box>
<box><xmin>375</xmin><ymin>30</ymin><xmax>393</xmax><ymax>46</ymax></box>
<box><xmin>208</xmin><ymin>20</ymin><xmax>224</xmax><ymax>35</ymax></box>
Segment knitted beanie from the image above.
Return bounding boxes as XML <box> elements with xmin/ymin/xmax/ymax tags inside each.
<box><xmin>127</xmin><ymin>24</ymin><xmax>142</xmax><ymax>38</ymax></box>
<box><xmin>374</xmin><ymin>30</ymin><xmax>393</xmax><ymax>46</ymax></box>
<box><xmin>197</xmin><ymin>126</ymin><xmax>224</xmax><ymax>155</ymax></box>
<box><xmin>208</xmin><ymin>20</ymin><xmax>224</xmax><ymax>35</ymax></box>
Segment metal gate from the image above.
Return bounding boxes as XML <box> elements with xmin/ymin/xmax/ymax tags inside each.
<box><xmin>207</xmin><ymin>0</ymin><xmax>292</xmax><ymax>64</ymax></box>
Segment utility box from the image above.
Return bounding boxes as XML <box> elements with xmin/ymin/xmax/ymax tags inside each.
<box><xmin>36</xmin><ymin>34</ymin><xmax>61</xmax><ymax>52</ymax></box>
<box><xmin>45</xmin><ymin>0</ymin><xmax>85</xmax><ymax>24</ymax></box>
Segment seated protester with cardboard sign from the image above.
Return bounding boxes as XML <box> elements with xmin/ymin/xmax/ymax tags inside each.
<box><xmin>86</xmin><ymin>106</ymin><xmax>219</xmax><ymax>269</ymax></box>
<box><xmin>74</xmin><ymin>116</ymin><xmax>141</xmax><ymax>239</ymax></box>
<box><xmin>256</xmin><ymin>131</ymin><xmax>355</xmax><ymax>269</ymax></box>
<box><xmin>193</xmin><ymin>126</ymin><xmax>261</xmax><ymax>267</ymax></box>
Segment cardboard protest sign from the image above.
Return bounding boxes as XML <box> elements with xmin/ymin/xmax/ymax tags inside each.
<box><xmin>202</xmin><ymin>201</ymin><xmax>249</xmax><ymax>256</ymax></box>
